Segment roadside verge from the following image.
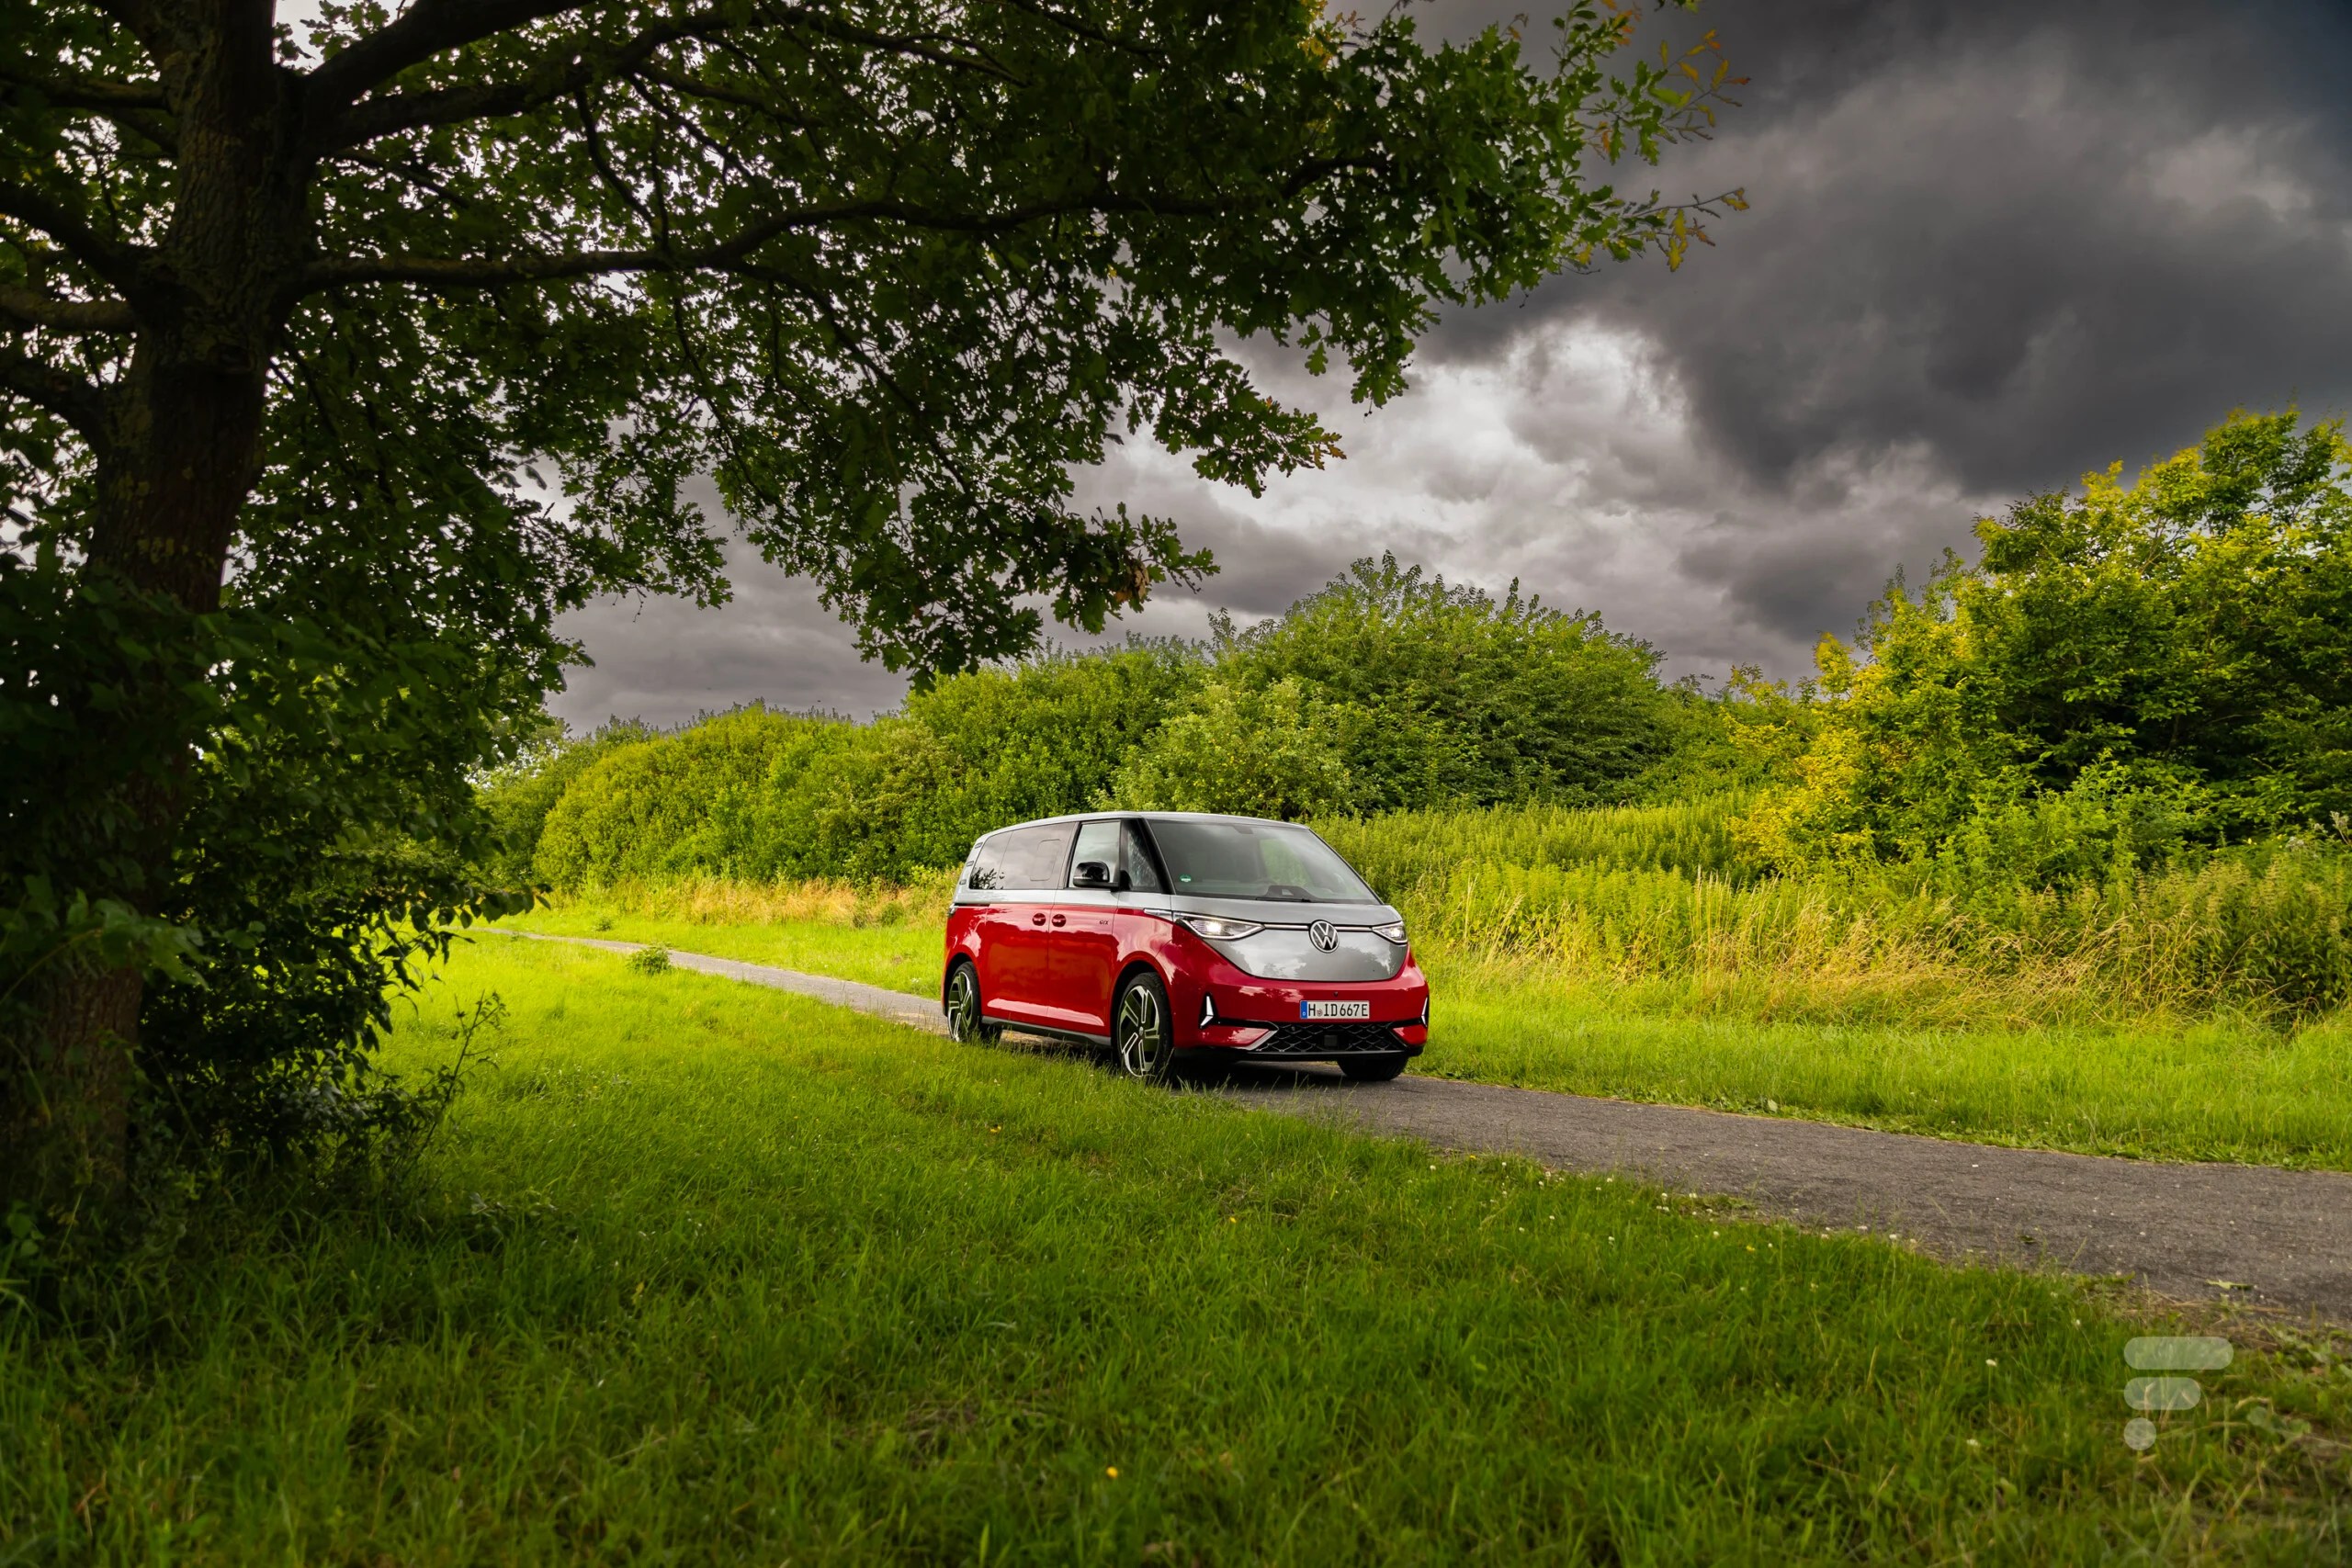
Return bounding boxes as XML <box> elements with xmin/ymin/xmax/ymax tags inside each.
<box><xmin>503</xmin><ymin>931</ymin><xmax>2352</xmax><ymax>1323</ymax></box>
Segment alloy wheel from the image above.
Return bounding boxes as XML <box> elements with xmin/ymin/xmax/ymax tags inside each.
<box><xmin>1115</xmin><ymin>981</ymin><xmax>1168</xmax><ymax>1079</ymax></box>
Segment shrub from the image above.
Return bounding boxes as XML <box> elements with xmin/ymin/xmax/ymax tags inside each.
<box><xmin>533</xmin><ymin>707</ymin><xmax>855</xmax><ymax>888</ymax></box>
<box><xmin>1216</xmin><ymin>552</ymin><xmax>1679</xmax><ymax>810</ymax></box>
<box><xmin>476</xmin><ymin>717</ymin><xmax>657</xmax><ymax>885</ymax></box>
<box><xmin>1111</xmin><ymin>677</ymin><xmax>1354</xmax><ymax>818</ymax></box>
<box><xmin>1746</xmin><ymin>411</ymin><xmax>2352</xmax><ymax>873</ymax></box>
<box><xmin>903</xmin><ymin>643</ymin><xmax>1204</xmax><ymax>849</ymax></box>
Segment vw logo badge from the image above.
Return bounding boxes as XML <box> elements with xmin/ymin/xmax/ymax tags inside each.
<box><xmin>1308</xmin><ymin>919</ymin><xmax>1339</xmax><ymax>953</ymax></box>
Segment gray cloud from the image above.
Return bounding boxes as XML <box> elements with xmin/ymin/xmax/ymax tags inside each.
<box><xmin>549</xmin><ymin>537</ymin><xmax>911</xmax><ymax>729</ymax></box>
<box><xmin>553</xmin><ymin>0</ymin><xmax>2352</xmax><ymax>723</ymax></box>
<box><xmin>1528</xmin><ymin>0</ymin><xmax>2352</xmax><ymax>492</ymax></box>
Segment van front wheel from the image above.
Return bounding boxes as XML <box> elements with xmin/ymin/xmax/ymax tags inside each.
<box><xmin>1113</xmin><ymin>971</ymin><xmax>1176</xmax><ymax>1084</ymax></box>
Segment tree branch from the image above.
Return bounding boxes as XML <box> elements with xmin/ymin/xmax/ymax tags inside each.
<box><xmin>984</xmin><ymin>0</ymin><xmax>1165</xmax><ymax>61</ymax></box>
<box><xmin>320</xmin><ymin>8</ymin><xmax>730</xmax><ymax>149</ymax></box>
<box><xmin>84</xmin><ymin>0</ymin><xmax>175</xmax><ymax>64</ymax></box>
<box><xmin>317</xmin><ymin>5</ymin><xmax>1027</xmax><ymax>149</ymax></box>
<box><xmin>327</xmin><ymin>147</ymin><xmax>482</xmax><ymax>213</ymax></box>
<box><xmin>635</xmin><ymin>60</ymin><xmax>811</xmax><ymax>122</ymax></box>
<box><xmin>0</xmin><ymin>286</ymin><xmax>137</xmax><ymax>334</ymax></box>
<box><xmin>300</xmin><ymin>164</ymin><xmax>1381</xmax><ymax>297</ymax></box>
<box><xmin>305</xmin><ymin>0</ymin><xmax>598</xmax><ymax>112</ymax></box>
<box><xmin>767</xmin><ymin>10</ymin><xmax>1017</xmax><ymax>83</ymax></box>
<box><xmin>0</xmin><ymin>62</ymin><xmax>178</xmax><ymax>152</ymax></box>
<box><xmin>0</xmin><ymin>343</ymin><xmax>112</xmax><ymax>449</ymax></box>
<box><xmin>301</xmin><ymin>197</ymin><xmax>1081</xmax><ymax>292</ymax></box>
<box><xmin>0</xmin><ymin>61</ymin><xmax>168</xmax><ymax>112</ymax></box>
<box><xmin>0</xmin><ymin>177</ymin><xmax>154</xmax><ymax>304</ymax></box>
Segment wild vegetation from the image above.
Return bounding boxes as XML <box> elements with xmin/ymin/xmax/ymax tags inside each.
<box><xmin>497</xmin><ymin>414</ymin><xmax>2352</xmax><ymax>1032</ymax></box>
<box><xmin>6</xmin><ymin>939</ymin><xmax>2343</xmax><ymax>1562</ymax></box>
<box><xmin>1741</xmin><ymin>410</ymin><xmax>2351</xmax><ymax>872</ymax></box>
<box><xmin>516</xmin><ymin>882</ymin><xmax>2352</xmax><ymax>1168</ymax></box>
<box><xmin>503</xmin><ymin>555</ymin><xmax>1702</xmax><ymax>886</ymax></box>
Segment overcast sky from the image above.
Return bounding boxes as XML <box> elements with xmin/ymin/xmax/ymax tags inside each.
<box><xmin>548</xmin><ymin>0</ymin><xmax>2352</xmax><ymax>730</ymax></box>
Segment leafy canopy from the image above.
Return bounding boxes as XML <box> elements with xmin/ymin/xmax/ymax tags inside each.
<box><xmin>1740</xmin><ymin>411</ymin><xmax>2352</xmax><ymax>875</ymax></box>
<box><xmin>6</xmin><ymin>0</ymin><xmax>1745</xmax><ymax>669</ymax></box>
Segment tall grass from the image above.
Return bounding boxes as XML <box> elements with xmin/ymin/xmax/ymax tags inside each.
<box><xmin>1319</xmin><ymin>795</ymin><xmax>1746</xmax><ymax>885</ymax></box>
<box><xmin>568</xmin><ymin>869</ymin><xmax>961</xmax><ymax>930</ymax></box>
<box><xmin>1318</xmin><ymin>803</ymin><xmax>2352</xmax><ymax>1024</ymax></box>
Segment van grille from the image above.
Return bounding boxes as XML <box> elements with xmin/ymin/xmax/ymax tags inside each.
<box><xmin>1244</xmin><ymin>1021</ymin><xmax>1408</xmax><ymax>1057</ymax></box>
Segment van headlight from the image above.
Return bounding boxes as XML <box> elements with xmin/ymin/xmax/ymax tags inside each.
<box><xmin>1373</xmin><ymin>920</ymin><xmax>1407</xmax><ymax>944</ymax></box>
<box><xmin>1178</xmin><ymin>914</ymin><xmax>1264</xmax><ymax>942</ymax></box>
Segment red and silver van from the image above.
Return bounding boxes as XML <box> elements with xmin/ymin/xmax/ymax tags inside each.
<box><xmin>941</xmin><ymin>812</ymin><xmax>1430</xmax><ymax>1083</ymax></box>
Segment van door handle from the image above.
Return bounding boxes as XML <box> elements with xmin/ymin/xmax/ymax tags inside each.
<box><xmin>1050</xmin><ymin>914</ymin><xmax>1067</xmax><ymax>927</ymax></box>
<box><xmin>1031</xmin><ymin>912</ymin><xmax>1046</xmax><ymax>926</ymax></box>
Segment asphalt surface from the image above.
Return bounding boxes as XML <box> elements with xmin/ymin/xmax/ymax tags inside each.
<box><xmin>515</xmin><ymin>931</ymin><xmax>2352</xmax><ymax>1322</ymax></box>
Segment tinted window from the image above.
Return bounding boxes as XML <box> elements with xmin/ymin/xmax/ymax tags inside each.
<box><xmin>1070</xmin><ymin>819</ymin><xmax>1122</xmax><ymax>883</ymax></box>
<box><xmin>1144</xmin><ymin>818</ymin><xmax>1374</xmax><ymax>903</ymax></box>
<box><xmin>1066</xmin><ymin>819</ymin><xmax>1167</xmax><ymax>893</ymax></box>
<box><xmin>964</xmin><ymin>837</ymin><xmax>1005</xmax><ymax>891</ymax></box>
<box><xmin>1119</xmin><ymin>823</ymin><xmax>1165</xmax><ymax>893</ymax></box>
<box><xmin>989</xmin><ymin>823</ymin><xmax>1077</xmax><ymax>890</ymax></box>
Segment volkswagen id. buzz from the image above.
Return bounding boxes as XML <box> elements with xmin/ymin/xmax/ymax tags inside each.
<box><xmin>940</xmin><ymin>812</ymin><xmax>1430</xmax><ymax>1083</ymax></box>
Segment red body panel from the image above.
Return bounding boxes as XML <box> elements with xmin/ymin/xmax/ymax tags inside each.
<box><xmin>945</xmin><ymin>903</ymin><xmax>1430</xmax><ymax>1051</ymax></box>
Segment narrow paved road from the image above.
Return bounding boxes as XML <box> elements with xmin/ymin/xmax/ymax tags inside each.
<box><xmin>514</xmin><ymin>932</ymin><xmax>2352</xmax><ymax>1321</ymax></box>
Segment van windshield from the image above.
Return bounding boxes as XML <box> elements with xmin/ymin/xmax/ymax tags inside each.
<box><xmin>1143</xmin><ymin>818</ymin><xmax>1376</xmax><ymax>904</ymax></box>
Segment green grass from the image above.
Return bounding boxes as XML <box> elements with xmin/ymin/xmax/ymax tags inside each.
<box><xmin>518</xmin><ymin>900</ymin><xmax>944</xmax><ymax>996</ymax></box>
<box><xmin>5</xmin><ymin>939</ymin><xmax>2348</xmax><ymax>1562</ymax></box>
<box><xmin>1426</xmin><ymin>963</ymin><xmax>2352</xmax><ymax>1170</ymax></box>
<box><xmin>1318</xmin><ymin>799</ymin><xmax>2352</xmax><ymax>1023</ymax></box>
<box><xmin>511</xmin><ymin>902</ymin><xmax>2352</xmax><ymax>1171</ymax></box>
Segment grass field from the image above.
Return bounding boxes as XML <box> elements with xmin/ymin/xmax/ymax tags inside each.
<box><xmin>510</xmin><ymin>898</ymin><xmax>2352</xmax><ymax>1171</ymax></box>
<box><xmin>5</xmin><ymin>936</ymin><xmax>2346</xmax><ymax>1562</ymax></box>
<box><xmin>521</xmin><ymin>897</ymin><xmax>941</xmax><ymax>994</ymax></box>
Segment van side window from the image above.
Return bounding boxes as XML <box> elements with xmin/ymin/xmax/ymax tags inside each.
<box><xmin>965</xmin><ymin>837</ymin><xmax>1006</xmax><ymax>891</ymax></box>
<box><xmin>991</xmin><ymin>823</ymin><xmax>1078</xmax><ymax>889</ymax></box>
<box><xmin>1120</xmin><ymin>823</ymin><xmax>1165</xmax><ymax>893</ymax></box>
<box><xmin>1069</xmin><ymin>819</ymin><xmax>1122</xmax><ymax>885</ymax></box>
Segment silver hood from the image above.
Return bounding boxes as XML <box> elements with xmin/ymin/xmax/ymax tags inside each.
<box><xmin>1164</xmin><ymin>895</ymin><xmax>1407</xmax><ymax>982</ymax></box>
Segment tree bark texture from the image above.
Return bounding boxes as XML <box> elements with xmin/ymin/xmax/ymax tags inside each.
<box><xmin>2</xmin><ymin>968</ymin><xmax>141</xmax><ymax>1212</ymax></box>
<box><xmin>6</xmin><ymin>0</ymin><xmax>310</xmax><ymax>1213</ymax></box>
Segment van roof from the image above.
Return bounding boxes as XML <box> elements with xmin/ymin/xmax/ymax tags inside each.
<box><xmin>973</xmin><ymin>810</ymin><xmax>1314</xmax><ymax>841</ymax></box>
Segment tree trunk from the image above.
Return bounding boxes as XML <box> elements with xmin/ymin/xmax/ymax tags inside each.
<box><xmin>6</xmin><ymin>350</ymin><xmax>274</xmax><ymax>1214</ymax></box>
<box><xmin>1</xmin><ymin>0</ymin><xmax>308</xmax><ymax>1215</ymax></box>
<box><xmin>0</xmin><ymin>969</ymin><xmax>141</xmax><ymax>1213</ymax></box>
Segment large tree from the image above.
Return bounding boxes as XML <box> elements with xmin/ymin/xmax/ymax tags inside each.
<box><xmin>0</xmin><ymin>0</ymin><xmax>1741</xmax><ymax>1207</ymax></box>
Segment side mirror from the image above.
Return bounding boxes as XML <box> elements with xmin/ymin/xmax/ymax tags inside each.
<box><xmin>1071</xmin><ymin>860</ymin><xmax>1113</xmax><ymax>889</ymax></box>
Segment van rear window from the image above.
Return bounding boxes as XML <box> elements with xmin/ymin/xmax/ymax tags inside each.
<box><xmin>972</xmin><ymin>823</ymin><xmax>1077</xmax><ymax>890</ymax></box>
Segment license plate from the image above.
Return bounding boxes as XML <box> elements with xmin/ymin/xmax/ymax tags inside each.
<box><xmin>1300</xmin><ymin>999</ymin><xmax>1371</xmax><ymax>1021</ymax></box>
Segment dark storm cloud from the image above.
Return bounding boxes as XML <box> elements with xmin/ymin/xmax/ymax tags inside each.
<box><xmin>1414</xmin><ymin>0</ymin><xmax>2352</xmax><ymax>644</ymax></box>
<box><xmin>549</xmin><ymin>0</ymin><xmax>2352</xmax><ymax>722</ymax></box>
